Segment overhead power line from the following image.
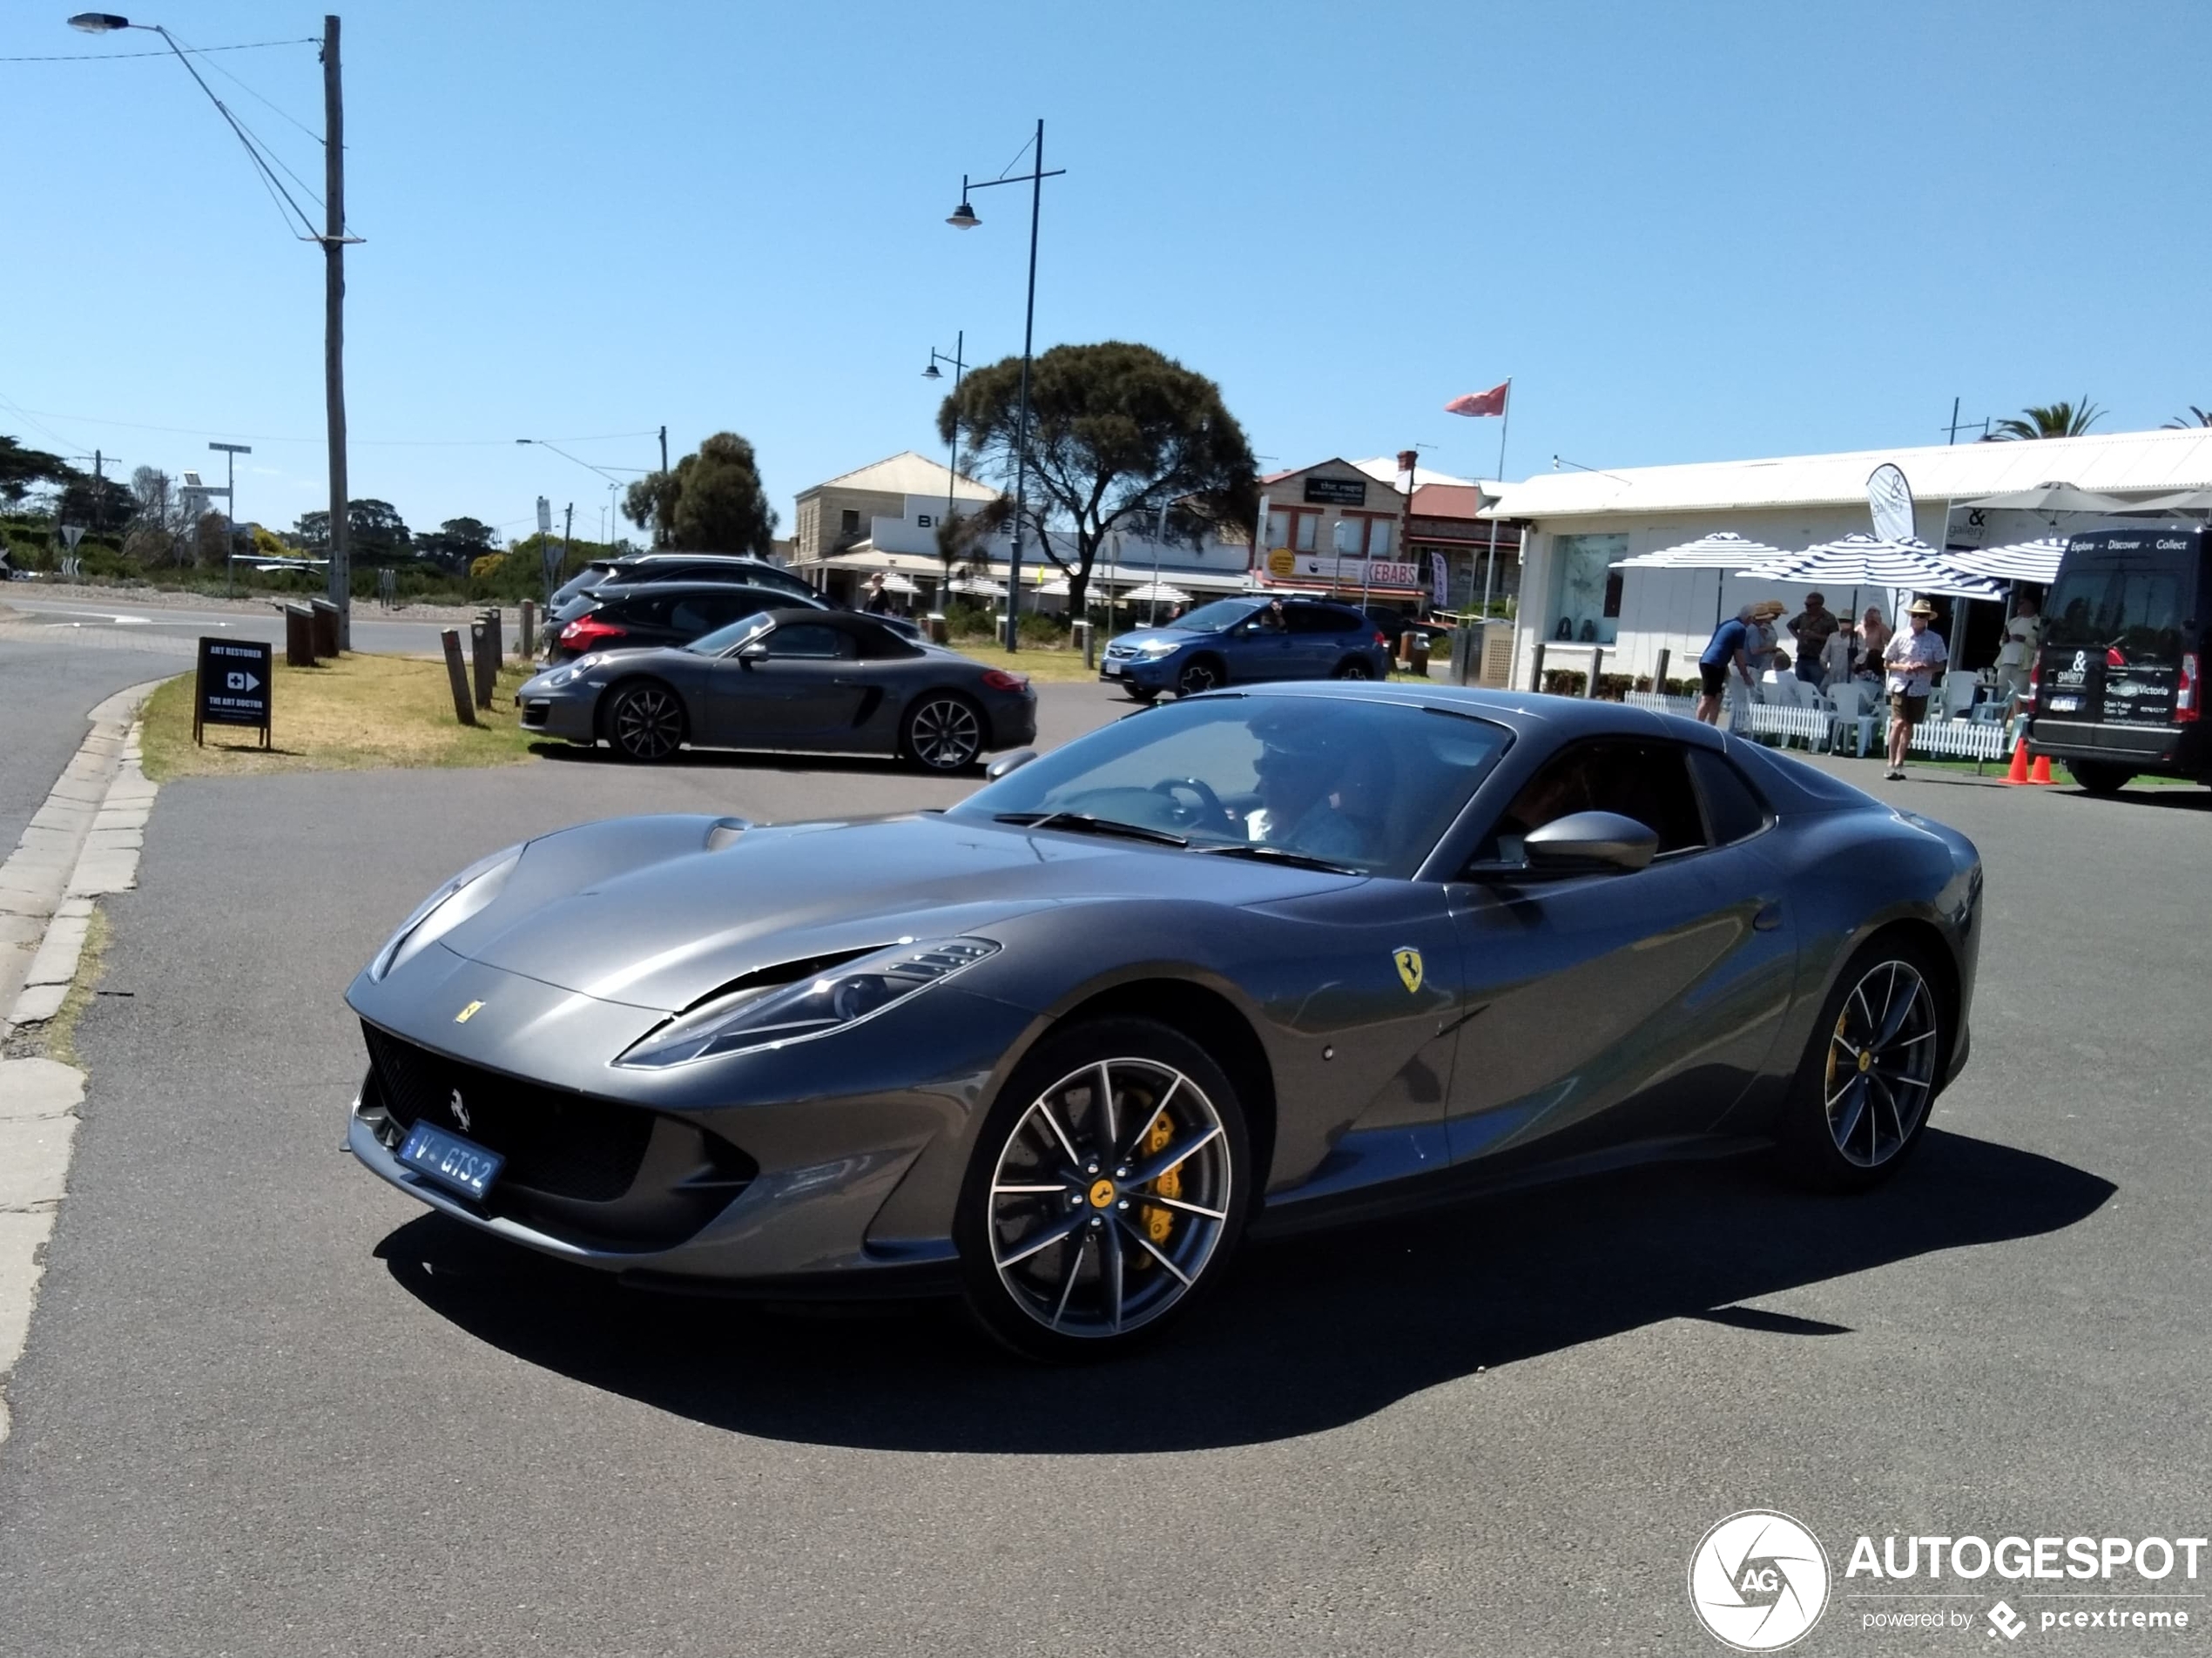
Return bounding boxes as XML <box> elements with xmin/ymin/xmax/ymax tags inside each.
<box><xmin>0</xmin><ymin>36</ymin><xmax>316</xmax><ymax>63</ymax></box>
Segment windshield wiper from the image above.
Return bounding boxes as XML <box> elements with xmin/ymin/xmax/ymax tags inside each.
<box><xmin>994</xmin><ymin>812</ymin><xmax>1188</xmax><ymax>847</ymax></box>
<box><xmin>1191</xmin><ymin>843</ymin><xmax>1360</xmax><ymax>874</ymax></box>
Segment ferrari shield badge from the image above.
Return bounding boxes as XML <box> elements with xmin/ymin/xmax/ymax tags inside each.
<box><xmin>1393</xmin><ymin>948</ymin><xmax>1424</xmax><ymax>994</ymax></box>
<box><xmin>454</xmin><ymin>1000</ymin><xmax>484</xmax><ymax>1023</ymax></box>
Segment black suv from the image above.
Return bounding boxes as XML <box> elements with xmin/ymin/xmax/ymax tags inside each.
<box><xmin>2030</xmin><ymin>524</ymin><xmax>2208</xmax><ymax>792</ymax></box>
<box><xmin>549</xmin><ymin>553</ymin><xmax>816</xmax><ymax>614</ymax></box>
<box><xmin>548</xmin><ymin>581</ymin><xmax>829</xmax><ymax>663</ymax></box>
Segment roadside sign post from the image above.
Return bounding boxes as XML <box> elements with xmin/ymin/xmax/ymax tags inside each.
<box><xmin>192</xmin><ymin>637</ymin><xmax>273</xmax><ymax>750</ymax></box>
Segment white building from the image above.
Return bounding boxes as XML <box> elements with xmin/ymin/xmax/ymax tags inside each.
<box><xmin>1490</xmin><ymin>426</ymin><xmax>2212</xmax><ymax>686</ymax></box>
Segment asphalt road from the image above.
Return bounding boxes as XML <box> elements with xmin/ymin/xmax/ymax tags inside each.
<box><xmin>0</xmin><ymin>636</ymin><xmax>179</xmax><ymax>857</ymax></box>
<box><xmin>3</xmin><ymin>592</ymin><xmax>470</xmax><ymax>658</ymax></box>
<box><xmin>0</xmin><ymin>739</ymin><xmax>2205</xmax><ymax>1656</ymax></box>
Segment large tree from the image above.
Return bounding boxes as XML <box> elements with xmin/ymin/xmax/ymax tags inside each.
<box><xmin>1984</xmin><ymin>399</ymin><xmax>2102</xmax><ymax>441</ymax></box>
<box><xmin>0</xmin><ymin>436</ymin><xmax>71</xmax><ymax>506</ymax></box>
<box><xmin>937</xmin><ymin>340</ymin><xmax>1257</xmax><ymax>615</ymax></box>
<box><xmin>294</xmin><ymin>499</ymin><xmax>413</xmax><ymax>564</ymax></box>
<box><xmin>414</xmin><ymin>516</ymin><xmax>499</xmax><ymax>571</ymax></box>
<box><xmin>624</xmin><ymin>431</ymin><xmax>777</xmax><ymax>556</ymax></box>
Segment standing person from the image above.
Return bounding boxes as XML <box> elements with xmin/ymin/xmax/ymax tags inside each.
<box><xmin>1788</xmin><ymin>591</ymin><xmax>1839</xmax><ymax>687</ymax></box>
<box><xmin>1820</xmin><ymin>617</ymin><xmax>1858</xmax><ymax>687</ymax></box>
<box><xmin>863</xmin><ymin>573</ymin><xmax>892</xmax><ymax>615</ymax></box>
<box><xmin>1746</xmin><ymin>600</ymin><xmax>1786</xmax><ymax>675</ymax></box>
<box><xmin>1859</xmin><ymin>603</ymin><xmax>1892</xmax><ymax>666</ymax></box>
<box><xmin>1997</xmin><ymin>590</ymin><xmax>2043</xmax><ymax>703</ymax></box>
<box><xmin>1881</xmin><ymin>598</ymin><xmax>1947</xmax><ymax>779</ymax></box>
<box><xmin>1696</xmin><ymin>603</ymin><xmax>1758</xmax><ymax>725</ymax></box>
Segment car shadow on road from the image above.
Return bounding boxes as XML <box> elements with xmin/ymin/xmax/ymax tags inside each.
<box><xmin>530</xmin><ymin>743</ymin><xmax>974</xmax><ymax>779</ymax></box>
<box><xmin>378</xmin><ymin>1127</ymin><xmax>2110</xmax><ymax>1453</ymax></box>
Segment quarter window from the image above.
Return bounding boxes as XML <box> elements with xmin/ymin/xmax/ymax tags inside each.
<box><xmin>1688</xmin><ymin>748</ymin><xmax>1770</xmax><ymax>845</ymax></box>
<box><xmin>765</xmin><ymin>624</ymin><xmax>855</xmax><ymax>660</ymax></box>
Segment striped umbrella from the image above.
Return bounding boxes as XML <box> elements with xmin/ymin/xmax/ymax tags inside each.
<box><xmin>1738</xmin><ymin>534</ymin><xmax>2003</xmax><ymax>599</ymax></box>
<box><xmin>1941</xmin><ymin>537</ymin><xmax>2066</xmax><ymax>584</ymax></box>
<box><xmin>1611</xmin><ymin>530</ymin><xmax>1793</xmax><ymax>630</ymax></box>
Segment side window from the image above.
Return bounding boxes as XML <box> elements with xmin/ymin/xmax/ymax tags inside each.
<box><xmin>1475</xmin><ymin>740</ymin><xmax>1708</xmax><ymax>864</ymax></box>
<box><xmin>669</xmin><ymin>595</ymin><xmax>724</xmax><ymax>634</ymax></box>
<box><xmin>764</xmin><ymin>624</ymin><xmax>854</xmax><ymax>660</ymax></box>
<box><xmin>1688</xmin><ymin>748</ymin><xmax>1770</xmax><ymax>845</ymax></box>
<box><xmin>614</xmin><ymin>594</ymin><xmax>673</xmax><ymax>627</ymax></box>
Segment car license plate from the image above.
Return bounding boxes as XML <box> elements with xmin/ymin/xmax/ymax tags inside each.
<box><xmin>2047</xmin><ymin>694</ymin><xmax>2081</xmax><ymax>712</ymax></box>
<box><xmin>1101</xmin><ymin>660</ymin><xmax>1122</xmax><ymax>676</ymax></box>
<box><xmin>397</xmin><ymin>1120</ymin><xmax>503</xmax><ymax>1201</ymax></box>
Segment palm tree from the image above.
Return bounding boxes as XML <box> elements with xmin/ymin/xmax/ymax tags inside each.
<box><xmin>1982</xmin><ymin>399</ymin><xmax>2103</xmax><ymax>441</ymax></box>
<box><xmin>2162</xmin><ymin>407</ymin><xmax>2212</xmax><ymax>429</ymax></box>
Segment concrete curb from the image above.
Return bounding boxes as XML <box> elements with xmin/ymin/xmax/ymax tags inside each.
<box><xmin>0</xmin><ymin>682</ymin><xmax>165</xmax><ymax>1446</ymax></box>
<box><xmin>0</xmin><ymin>679</ymin><xmax>165</xmax><ymax>1037</ymax></box>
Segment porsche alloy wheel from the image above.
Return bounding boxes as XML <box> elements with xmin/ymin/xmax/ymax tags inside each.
<box><xmin>1784</xmin><ymin>940</ymin><xmax>1945</xmax><ymax>1189</ymax></box>
<box><xmin>607</xmin><ymin>682</ymin><xmax>685</xmax><ymax>762</ymax></box>
<box><xmin>904</xmin><ymin>694</ymin><xmax>984</xmax><ymax>772</ymax></box>
<box><xmin>960</xmin><ymin>1020</ymin><xmax>1248</xmax><ymax>1359</ymax></box>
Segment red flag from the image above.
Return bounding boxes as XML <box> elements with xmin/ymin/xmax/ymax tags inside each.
<box><xmin>1445</xmin><ymin>381</ymin><xmax>1509</xmax><ymax>418</ymax></box>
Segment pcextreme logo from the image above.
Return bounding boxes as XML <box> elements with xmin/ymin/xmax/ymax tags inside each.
<box><xmin>1689</xmin><ymin>1511</ymin><xmax>1831</xmax><ymax>1651</ymax></box>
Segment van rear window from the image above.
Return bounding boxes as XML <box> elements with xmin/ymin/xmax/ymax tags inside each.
<box><xmin>2045</xmin><ymin>562</ymin><xmax>2189</xmax><ymax>665</ymax></box>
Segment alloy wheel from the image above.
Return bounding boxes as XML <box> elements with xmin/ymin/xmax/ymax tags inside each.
<box><xmin>1332</xmin><ymin>658</ymin><xmax>1373</xmax><ymax>680</ymax></box>
<box><xmin>908</xmin><ymin>696</ymin><xmax>982</xmax><ymax>770</ymax></box>
<box><xmin>1177</xmin><ymin>661</ymin><xmax>1220</xmax><ymax>696</ymax></box>
<box><xmin>985</xmin><ymin>1056</ymin><xmax>1232</xmax><ymax>1339</ymax></box>
<box><xmin>610</xmin><ymin>684</ymin><xmax>683</xmax><ymax>760</ymax></box>
<box><xmin>1822</xmin><ymin>959</ymin><xmax>1939</xmax><ymax>1167</ymax></box>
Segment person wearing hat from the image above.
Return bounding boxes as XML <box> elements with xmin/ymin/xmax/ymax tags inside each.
<box><xmin>1880</xmin><ymin>597</ymin><xmax>1947</xmax><ymax>779</ymax></box>
<box><xmin>1745</xmin><ymin>599</ymin><xmax>1787</xmax><ymax>676</ymax></box>
<box><xmin>1788</xmin><ymin>591</ymin><xmax>1839</xmax><ymax>688</ymax></box>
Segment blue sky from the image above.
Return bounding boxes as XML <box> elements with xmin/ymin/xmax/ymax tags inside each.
<box><xmin>4</xmin><ymin>0</ymin><xmax>2207</xmax><ymax>542</ymax></box>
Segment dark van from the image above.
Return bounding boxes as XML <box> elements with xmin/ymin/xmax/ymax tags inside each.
<box><xmin>2029</xmin><ymin>525</ymin><xmax>2206</xmax><ymax>793</ymax></box>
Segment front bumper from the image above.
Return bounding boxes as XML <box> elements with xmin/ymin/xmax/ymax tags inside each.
<box><xmin>1099</xmin><ymin>653</ymin><xmax>1177</xmax><ymax>691</ymax></box>
<box><xmin>517</xmin><ymin>690</ymin><xmax>598</xmax><ymax>742</ymax></box>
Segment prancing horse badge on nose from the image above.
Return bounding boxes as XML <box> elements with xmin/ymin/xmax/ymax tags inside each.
<box><xmin>1393</xmin><ymin>947</ymin><xmax>1423</xmax><ymax>994</ymax></box>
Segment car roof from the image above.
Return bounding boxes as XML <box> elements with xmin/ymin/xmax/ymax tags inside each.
<box><xmin>594</xmin><ymin>580</ymin><xmax>819</xmax><ymax>604</ymax></box>
<box><xmin>1196</xmin><ymin>679</ymin><xmax>1730</xmax><ymax>747</ymax></box>
<box><xmin>758</xmin><ymin>607</ymin><xmax>902</xmax><ymax>636</ymax></box>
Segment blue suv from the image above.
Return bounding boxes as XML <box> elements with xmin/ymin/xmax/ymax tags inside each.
<box><xmin>1100</xmin><ymin>596</ymin><xmax>1390</xmax><ymax>701</ymax></box>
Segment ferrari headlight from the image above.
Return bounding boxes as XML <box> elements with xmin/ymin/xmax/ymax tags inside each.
<box><xmin>616</xmin><ymin>937</ymin><xmax>999</xmax><ymax>1068</ymax></box>
<box><xmin>368</xmin><ymin>845</ymin><xmax>523</xmax><ymax>981</ymax></box>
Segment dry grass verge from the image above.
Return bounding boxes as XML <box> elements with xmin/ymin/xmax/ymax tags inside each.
<box><xmin>141</xmin><ymin>654</ymin><xmax>543</xmax><ymax>781</ymax></box>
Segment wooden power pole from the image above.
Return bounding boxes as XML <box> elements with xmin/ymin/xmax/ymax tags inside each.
<box><xmin>321</xmin><ymin>15</ymin><xmax>350</xmax><ymax>648</ymax></box>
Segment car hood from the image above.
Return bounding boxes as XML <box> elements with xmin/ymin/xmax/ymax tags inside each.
<box><xmin>445</xmin><ymin>812</ymin><xmax>1357</xmax><ymax>1013</ymax></box>
<box><xmin>1107</xmin><ymin>626</ymin><xmax>1214</xmax><ymax>650</ymax></box>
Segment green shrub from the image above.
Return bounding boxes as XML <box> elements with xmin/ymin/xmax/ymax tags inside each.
<box><xmin>1541</xmin><ymin>669</ymin><xmax>1588</xmax><ymax>698</ymax></box>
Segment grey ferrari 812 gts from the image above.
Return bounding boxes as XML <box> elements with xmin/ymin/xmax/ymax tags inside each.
<box><xmin>347</xmin><ymin>684</ymin><xmax>1981</xmax><ymax>1359</ymax></box>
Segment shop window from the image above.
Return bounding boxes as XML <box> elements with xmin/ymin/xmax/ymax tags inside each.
<box><xmin>1550</xmin><ymin>533</ymin><xmax>1625</xmax><ymax>645</ymax></box>
<box><xmin>840</xmin><ymin>509</ymin><xmax>860</xmax><ymax>534</ymax></box>
<box><xmin>1367</xmin><ymin>519</ymin><xmax>1393</xmax><ymax>557</ymax></box>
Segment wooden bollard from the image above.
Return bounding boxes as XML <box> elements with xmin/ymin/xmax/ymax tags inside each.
<box><xmin>285</xmin><ymin>603</ymin><xmax>316</xmax><ymax>667</ymax></box>
<box><xmin>442</xmin><ymin>629</ymin><xmax>477</xmax><ymax>726</ymax></box>
<box><xmin>519</xmin><ymin>600</ymin><xmax>536</xmax><ymax>659</ymax></box>
<box><xmin>470</xmin><ymin>621</ymin><xmax>495</xmax><ymax>709</ymax></box>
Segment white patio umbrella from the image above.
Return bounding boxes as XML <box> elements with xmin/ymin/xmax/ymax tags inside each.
<box><xmin>1611</xmin><ymin>530</ymin><xmax>1791</xmax><ymax>630</ymax></box>
<box><xmin>1034</xmin><ymin>576</ymin><xmax>1073</xmax><ymax>597</ymax></box>
<box><xmin>1737</xmin><ymin>534</ymin><xmax>2002</xmax><ymax>599</ymax></box>
<box><xmin>1123</xmin><ymin>580</ymin><xmax>1190</xmax><ymax>604</ymax></box>
<box><xmin>949</xmin><ymin>574</ymin><xmax>1007</xmax><ymax>598</ymax></box>
<box><xmin>1941</xmin><ymin>537</ymin><xmax>2066</xmax><ymax>585</ymax></box>
<box><xmin>876</xmin><ymin>571</ymin><xmax>918</xmax><ymax>595</ymax></box>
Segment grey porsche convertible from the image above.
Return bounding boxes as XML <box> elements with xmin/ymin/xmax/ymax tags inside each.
<box><xmin>516</xmin><ymin>609</ymin><xmax>1037</xmax><ymax>772</ymax></box>
<box><xmin>346</xmin><ymin>684</ymin><xmax>1981</xmax><ymax>1359</ymax></box>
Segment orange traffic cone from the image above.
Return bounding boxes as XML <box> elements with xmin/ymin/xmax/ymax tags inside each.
<box><xmin>2028</xmin><ymin>753</ymin><xmax>2054</xmax><ymax>785</ymax></box>
<box><xmin>2005</xmin><ymin>738</ymin><xmax>2031</xmax><ymax>785</ymax></box>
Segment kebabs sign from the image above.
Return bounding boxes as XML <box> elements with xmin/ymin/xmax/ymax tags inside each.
<box><xmin>193</xmin><ymin>637</ymin><xmax>273</xmax><ymax>749</ymax></box>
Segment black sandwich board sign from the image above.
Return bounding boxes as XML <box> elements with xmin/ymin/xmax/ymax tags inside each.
<box><xmin>194</xmin><ymin>637</ymin><xmax>273</xmax><ymax>748</ymax></box>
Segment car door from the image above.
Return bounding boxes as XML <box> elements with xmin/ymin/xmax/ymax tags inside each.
<box><xmin>1441</xmin><ymin>738</ymin><xmax>1797</xmax><ymax>1169</ymax></box>
<box><xmin>710</xmin><ymin>622</ymin><xmax>868</xmax><ymax>745</ymax></box>
<box><xmin>1281</xmin><ymin>604</ymin><xmax>1349</xmax><ymax>676</ymax></box>
<box><xmin>1222</xmin><ymin>612</ymin><xmax>1298</xmax><ymax>684</ymax></box>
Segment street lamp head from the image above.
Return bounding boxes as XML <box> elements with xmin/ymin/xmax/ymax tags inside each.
<box><xmin>922</xmin><ymin>361</ymin><xmax>942</xmax><ymax>380</ymax></box>
<box><xmin>946</xmin><ymin>200</ymin><xmax>980</xmax><ymax>230</ymax></box>
<box><xmin>67</xmin><ymin>12</ymin><xmax>132</xmax><ymax>30</ymax></box>
<box><xmin>515</xmin><ymin>438</ymin><xmax>533</xmax><ymax>445</ymax></box>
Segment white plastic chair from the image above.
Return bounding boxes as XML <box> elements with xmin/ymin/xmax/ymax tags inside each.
<box><xmin>1940</xmin><ymin>674</ymin><xmax>1978</xmax><ymax>719</ymax></box>
<box><xmin>1826</xmin><ymin>682</ymin><xmax>1878</xmax><ymax>756</ymax></box>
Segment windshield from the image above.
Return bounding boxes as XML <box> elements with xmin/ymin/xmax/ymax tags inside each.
<box><xmin>685</xmin><ymin>610</ymin><xmax>777</xmax><ymax>657</ymax></box>
<box><xmin>1157</xmin><ymin>598</ymin><xmax>1262</xmax><ymax>634</ymax></box>
<box><xmin>950</xmin><ymin>694</ymin><xmax>1512</xmax><ymax>879</ymax></box>
<box><xmin>2045</xmin><ymin>556</ymin><xmax>2191</xmax><ymax>665</ymax></box>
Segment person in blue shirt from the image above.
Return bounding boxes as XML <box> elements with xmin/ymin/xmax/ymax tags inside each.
<box><xmin>1696</xmin><ymin>603</ymin><xmax>1758</xmax><ymax>725</ymax></box>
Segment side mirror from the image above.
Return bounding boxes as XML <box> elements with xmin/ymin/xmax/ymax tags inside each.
<box><xmin>1523</xmin><ymin>811</ymin><xmax>1658</xmax><ymax>874</ymax></box>
<box><xmin>984</xmin><ymin>748</ymin><xmax>1038</xmax><ymax>781</ymax></box>
<box><xmin>737</xmin><ymin>641</ymin><xmax>770</xmax><ymax>665</ymax></box>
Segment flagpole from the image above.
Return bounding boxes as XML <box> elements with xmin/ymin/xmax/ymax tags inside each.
<box><xmin>1480</xmin><ymin>379</ymin><xmax>1510</xmax><ymax>620</ymax></box>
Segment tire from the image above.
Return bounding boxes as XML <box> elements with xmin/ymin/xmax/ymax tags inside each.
<box><xmin>1124</xmin><ymin>686</ymin><xmax>1161</xmax><ymax>704</ymax></box>
<box><xmin>1780</xmin><ymin>936</ymin><xmax>1947</xmax><ymax>1191</ymax></box>
<box><xmin>1175</xmin><ymin>657</ymin><xmax>1224</xmax><ymax>698</ymax></box>
<box><xmin>2068</xmin><ymin>759</ymin><xmax>2132</xmax><ymax>796</ymax></box>
<box><xmin>902</xmin><ymin>691</ymin><xmax>985</xmax><ymax>772</ymax></box>
<box><xmin>604</xmin><ymin>680</ymin><xmax>686</xmax><ymax>763</ymax></box>
<box><xmin>954</xmin><ymin>1017</ymin><xmax>1251</xmax><ymax>1362</ymax></box>
<box><xmin>1331</xmin><ymin>657</ymin><xmax>1374</xmax><ymax>681</ymax></box>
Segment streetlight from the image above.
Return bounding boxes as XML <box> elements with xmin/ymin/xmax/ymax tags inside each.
<box><xmin>210</xmin><ymin>441</ymin><xmax>250</xmax><ymax>596</ymax></box>
<box><xmin>947</xmin><ymin>121</ymin><xmax>1064</xmax><ymax>652</ymax></box>
<box><xmin>66</xmin><ymin>11</ymin><xmax>357</xmax><ymax>645</ymax></box>
<box><xmin>923</xmin><ymin>333</ymin><xmax>966</xmax><ymax>612</ymax></box>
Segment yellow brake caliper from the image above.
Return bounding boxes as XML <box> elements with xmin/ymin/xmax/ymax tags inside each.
<box><xmin>1142</xmin><ymin>1109</ymin><xmax>1179</xmax><ymax>1246</ymax></box>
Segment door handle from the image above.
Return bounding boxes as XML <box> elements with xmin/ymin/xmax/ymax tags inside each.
<box><xmin>1753</xmin><ymin>900</ymin><xmax>1784</xmax><ymax>932</ymax></box>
